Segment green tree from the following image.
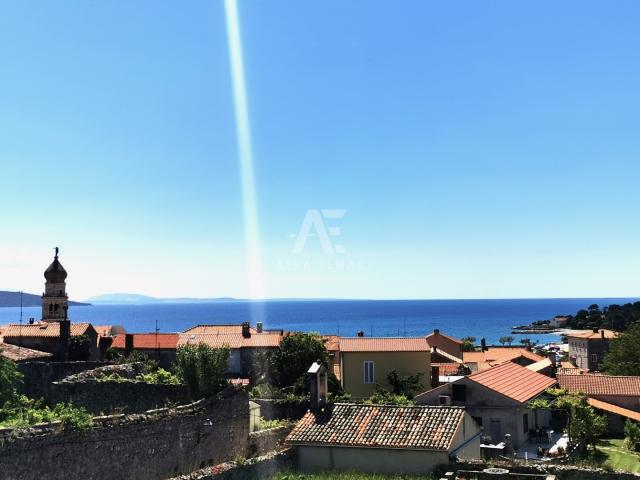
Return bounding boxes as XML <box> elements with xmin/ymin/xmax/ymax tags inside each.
<box><xmin>0</xmin><ymin>355</ymin><xmax>23</xmax><ymax>407</ymax></box>
<box><xmin>499</xmin><ymin>336</ymin><xmax>514</xmax><ymax>346</ymax></box>
<box><xmin>602</xmin><ymin>322</ymin><xmax>640</xmax><ymax>376</ymax></box>
<box><xmin>556</xmin><ymin>391</ymin><xmax>607</xmax><ymax>452</ymax></box>
<box><xmin>624</xmin><ymin>420</ymin><xmax>640</xmax><ymax>452</ymax></box>
<box><xmin>386</xmin><ymin>369</ymin><xmax>424</xmax><ymax>398</ymax></box>
<box><xmin>175</xmin><ymin>344</ymin><xmax>230</xmax><ymax>399</ymax></box>
<box><xmin>461</xmin><ymin>336</ymin><xmax>476</xmax><ymax>352</ymax></box>
<box><xmin>68</xmin><ymin>334</ymin><xmax>91</xmax><ymax>361</ymax></box>
<box><xmin>273</xmin><ymin>332</ymin><xmax>329</xmax><ymax>389</ymax></box>
<box><xmin>365</xmin><ymin>385</ymin><xmax>414</xmax><ymax>406</ymax></box>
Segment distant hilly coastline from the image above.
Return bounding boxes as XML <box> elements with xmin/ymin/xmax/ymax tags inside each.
<box><xmin>84</xmin><ymin>293</ymin><xmax>239</xmax><ymax>305</ymax></box>
<box><xmin>0</xmin><ymin>291</ymin><xmax>90</xmax><ymax>308</ymax></box>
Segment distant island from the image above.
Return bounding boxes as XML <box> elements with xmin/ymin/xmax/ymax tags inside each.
<box><xmin>0</xmin><ymin>291</ymin><xmax>90</xmax><ymax>308</ymax></box>
<box><xmin>84</xmin><ymin>293</ymin><xmax>239</xmax><ymax>305</ymax></box>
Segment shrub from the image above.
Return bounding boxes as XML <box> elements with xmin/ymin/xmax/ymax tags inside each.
<box><xmin>176</xmin><ymin>344</ymin><xmax>230</xmax><ymax>399</ymax></box>
<box><xmin>624</xmin><ymin>419</ymin><xmax>640</xmax><ymax>452</ymax></box>
<box><xmin>69</xmin><ymin>335</ymin><xmax>92</xmax><ymax>361</ymax></box>
<box><xmin>0</xmin><ymin>356</ymin><xmax>23</xmax><ymax>407</ymax></box>
<box><xmin>0</xmin><ymin>396</ymin><xmax>92</xmax><ymax>431</ymax></box>
<box><xmin>136</xmin><ymin>368</ymin><xmax>180</xmax><ymax>385</ymax></box>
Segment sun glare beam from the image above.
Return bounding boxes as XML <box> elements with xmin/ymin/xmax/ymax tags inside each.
<box><xmin>224</xmin><ymin>0</ymin><xmax>265</xmax><ymax>316</ymax></box>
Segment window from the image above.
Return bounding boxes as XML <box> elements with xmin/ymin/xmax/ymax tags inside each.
<box><xmin>363</xmin><ymin>361</ymin><xmax>374</xmax><ymax>384</ymax></box>
<box><xmin>452</xmin><ymin>384</ymin><xmax>466</xmax><ymax>402</ymax></box>
<box><xmin>590</xmin><ymin>353</ymin><xmax>598</xmax><ymax>364</ymax></box>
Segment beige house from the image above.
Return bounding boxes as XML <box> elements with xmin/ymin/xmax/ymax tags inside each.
<box><xmin>338</xmin><ymin>337</ymin><xmax>430</xmax><ymax>399</ymax></box>
<box><xmin>416</xmin><ymin>361</ymin><xmax>556</xmax><ymax>449</ymax></box>
<box><xmin>286</xmin><ymin>403</ymin><xmax>481</xmax><ymax>474</ymax></box>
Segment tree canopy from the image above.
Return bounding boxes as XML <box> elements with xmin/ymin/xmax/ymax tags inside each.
<box><xmin>0</xmin><ymin>356</ymin><xmax>23</xmax><ymax>407</ymax></box>
<box><xmin>176</xmin><ymin>344</ymin><xmax>230</xmax><ymax>399</ymax></box>
<box><xmin>272</xmin><ymin>332</ymin><xmax>329</xmax><ymax>389</ymax></box>
<box><xmin>602</xmin><ymin>322</ymin><xmax>640</xmax><ymax>376</ymax></box>
<box><xmin>564</xmin><ymin>302</ymin><xmax>640</xmax><ymax>332</ymax></box>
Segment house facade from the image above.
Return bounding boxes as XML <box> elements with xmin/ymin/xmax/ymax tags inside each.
<box><xmin>287</xmin><ymin>403</ymin><xmax>481</xmax><ymax>474</ymax></box>
<box><xmin>415</xmin><ymin>362</ymin><xmax>556</xmax><ymax>449</ymax></box>
<box><xmin>567</xmin><ymin>329</ymin><xmax>616</xmax><ymax>371</ymax></box>
<box><xmin>338</xmin><ymin>337</ymin><xmax>430</xmax><ymax>399</ymax></box>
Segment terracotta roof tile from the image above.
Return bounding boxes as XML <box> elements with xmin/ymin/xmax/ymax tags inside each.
<box><xmin>177</xmin><ymin>332</ymin><xmax>282</xmax><ymax>349</ymax></box>
<box><xmin>566</xmin><ymin>329</ymin><xmax>618</xmax><ymax>340</ymax></box>
<box><xmin>432</xmin><ymin>363</ymin><xmax>462</xmax><ymax>376</ymax></box>
<box><xmin>463</xmin><ymin>347</ymin><xmax>543</xmax><ymax>371</ymax></box>
<box><xmin>286</xmin><ymin>403</ymin><xmax>465</xmax><ymax>450</ymax></box>
<box><xmin>587</xmin><ymin>398</ymin><xmax>640</xmax><ymax>422</ymax></box>
<box><xmin>1</xmin><ymin>322</ymin><xmax>94</xmax><ymax>338</ymax></box>
<box><xmin>111</xmin><ymin>333</ymin><xmax>178</xmax><ymax>350</ymax></box>
<box><xmin>426</xmin><ymin>331</ymin><xmax>463</xmax><ymax>345</ymax></box>
<box><xmin>468</xmin><ymin>361</ymin><xmax>556</xmax><ymax>403</ymax></box>
<box><xmin>557</xmin><ymin>373</ymin><xmax>640</xmax><ymax>396</ymax></box>
<box><xmin>0</xmin><ymin>341</ymin><xmax>53</xmax><ymax>362</ymax></box>
<box><xmin>340</xmin><ymin>337</ymin><xmax>429</xmax><ymax>352</ymax></box>
<box><xmin>323</xmin><ymin>335</ymin><xmax>341</xmax><ymax>352</ymax></box>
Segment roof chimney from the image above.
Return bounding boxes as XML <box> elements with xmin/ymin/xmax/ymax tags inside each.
<box><xmin>434</xmin><ymin>328</ymin><xmax>440</xmax><ymax>335</ymax></box>
<box><xmin>308</xmin><ymin>361</ymin><xmax>328</xmax><ymax>412</ymax></box>
<box><xmin>592</xmin><ymin>327</ymin><xmax>599</xmax><ymax>334</ymax></box>
<box><xmin>601</xmin><ymin>329</ymin><xmax>605</xmax><ymax>339</ymax></box>
<box><xmin>256</xmin><ymin>322</ymin><xmax>263</xmax><ymax>334</ymax></box>
<box><xmin>481</xmin><ymin>337</ymin><xmax>487</xmax><ymax>352</ymax></box>
<box><xmin>242</xmin><ymin>321</ymin><xmax>251</xmax><ymax>338</ymax></box>
<box><xmin>357</xmin><ymin>330</ymin><xmax>364</xmax><ymax>337</ymax></box>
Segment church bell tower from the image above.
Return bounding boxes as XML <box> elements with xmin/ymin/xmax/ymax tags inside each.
<box><xmin>42</xmin><ymin>247</ymin><xmax>69</xmax><ymax>322</ymax></box>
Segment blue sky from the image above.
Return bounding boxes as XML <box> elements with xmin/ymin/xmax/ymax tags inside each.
<box><xmin>1</xmin><ymin>0</ymin><xmax>639</xmax><ymax>300</ymax></box>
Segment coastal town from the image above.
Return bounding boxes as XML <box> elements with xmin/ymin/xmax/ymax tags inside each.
<box><xmin>1</xmin><ymin>251</ymin><xmax>639</xmax><ymax>480</ymax></box>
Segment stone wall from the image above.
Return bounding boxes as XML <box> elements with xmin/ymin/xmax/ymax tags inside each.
<box><xmin>17</xmin><ymin>360</ymin><xmax>108</xmax><ymax>400</ymax></box>
<box><xmin>50</xmin><ymin>378</ymin><xmax>189</xmax><ymax>414</ymax></box>
<box><xmin>0</xmin><ymin>389</ymin><xmax>249</xmax><ymax>480</ymax></box>
<box><xmin>246</xmin><ymin>425</ymin><xmax>293</xmax><ymax>458</ymax></box>
<box><xmin>454</xmin><ymin>460</ymin><xmax>640</xmax><ymax>480</ymax></box>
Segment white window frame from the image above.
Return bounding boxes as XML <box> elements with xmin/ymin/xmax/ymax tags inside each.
<box><xmin>363</xmin><ymin>361</ymin><xmax>375</xmax><ymax>384</ymax></box>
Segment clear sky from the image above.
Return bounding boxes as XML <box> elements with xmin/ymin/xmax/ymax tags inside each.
<box><xmin>1</xmin><ymin>1</ymin><xmax>639</xmax><ymax>300</ymax></box>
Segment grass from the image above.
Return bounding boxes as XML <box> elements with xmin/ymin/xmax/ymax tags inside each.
<box><xmin>596</xmin><ymin>438</ymin><xmax>640</xmax><ymax>474</ymax></box>
<box><xmin>272</xmin><ymin>472</ymin><xmax>438</xmax><ymax>480</ymax></box>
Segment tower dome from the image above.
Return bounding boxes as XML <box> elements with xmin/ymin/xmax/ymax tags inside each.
<box><xmin>44</xmin><ymin>247</ymin><xmax>67</xmax><ymax>283</ymax></box>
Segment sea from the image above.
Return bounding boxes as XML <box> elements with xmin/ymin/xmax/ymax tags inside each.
<box><xmin>0</xmin><ymin>297</ymin><xmax>636</xmax><ymax>345</ymax></box>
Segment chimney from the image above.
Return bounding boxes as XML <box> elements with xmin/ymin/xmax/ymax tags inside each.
<box><xmin>242</xmin><ymin>322</ymin><xmax>251</xmax><ymax>338</ymax></box>
<box><xmin>601</xmin><ymin>329</ymin><xmax>605</xmax><ymax>339</ymax></box>
<box><xmin>59</xmin><ymin>320</ymin><xmax>70</xmax><ymax>361</ymax></box>
<box><xmin>434</xmin><ymin>328</ymin><xmax>440</xmax><ymax>335</ymax></box>
<box><xmin>504</xmin><ymin>434</ymin><xmax>513</xmax><ymax>455</ymax></box>
<box><xmin>549</xmin><ymin>351</ymin><xmax>557</xmax><ymax>367</ymax></box>
<box><xmin>357</xmin><ymin>330</ymin><xmax>364</xmax><ymax>337</ymax></box>
<box><xmin>308</xmin><ymin>361</ymin><xmax>328</xmax><ymax>412</ymax></box>
<box><xmin>431</xmin><ymin>365</ymin><xmax>440</xmax><ymax>389</ymax></box>
<box><xmin>481</xmin><ymin>337</ymin><xmax>487</xmax><ymax>352</ymax></box>
<box><xmin>124</xmin><ymin>333</ymin><xmax>134</xmax><ymax>356</ymax></box>
<box><xmin>592</xmin><ymin>327</ymin><xmax>599</xmax><ymax>334</ymax></box>
<box><xmin>256</xmin><ymin>322</ymin><xmax>263</xmax><ymax>334</ymax></box>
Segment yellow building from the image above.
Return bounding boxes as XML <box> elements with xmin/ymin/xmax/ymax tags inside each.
<box><xmin>339</xmin><ymin>337</ymin><xmax>431</xmax><ymax>399</ymax></box>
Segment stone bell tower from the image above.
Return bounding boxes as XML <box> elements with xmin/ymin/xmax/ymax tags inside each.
<box><xmin>42</xmin><ymin>247</ymin><xmax>69</xmax><ymax>322</ymax></box>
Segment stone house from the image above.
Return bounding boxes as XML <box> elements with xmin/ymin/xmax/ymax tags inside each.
<box><xmin>286</xmin><ymin>403</ymin><xmax>481</xmax><ymax>474</ymax></box>
<box><xmin>567</xmin><ymin>328</ymin><xmax>617</xmax><ymax>371</ymax></box>
<box><xmin>1</xmin><ymin>321</ymin><xmax>99</xmax><ymax>361</ymax></box>
<box><xmin>338</xmin><ymin>337</ymin><xmax>431</xmax><ymax>399</ymax></box>
<box><xmin>415</xmin><ymin>361</ymin><xmax>556</xmax><ymax>449</ymax></box>
<box><xmin>558</xmin><ymin>373</ymin><xmax>640</xmax><ymax>435</ymax></box>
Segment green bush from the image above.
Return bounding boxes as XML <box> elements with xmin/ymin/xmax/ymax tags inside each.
<box><xmin>0</xmin><ymin>356</ymin><xmax>23</xmax><ymax>407</ymax></box>
<box><xmin>258</xmin><ymin>417</ymin><xmax>289</xmax><ymax>430</ymax></box>
<box><xmin>365</xmin><ymin>387</ymin><xmax>414</xmax><ymax>406</ymax></box>
<box><xmin>0</xmin><ymin>396</ymin><xmax>92</xmax><ymax>431</ymax></box>
<box><xmin>624</xmin><ymin>420</ymin><xmax>640</xmax><ymax>452</ymax></box>
<box><xmin>136</xmin><ymin>368</ymin><xmax>181</xmax><ymax>385</ymax></box>
<box><xmin>176</xmin><ymin>344</ymin><xmax>230</xmax><ymax>399</ymax></box>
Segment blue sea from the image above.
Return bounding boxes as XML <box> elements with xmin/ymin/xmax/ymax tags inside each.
<box><xmin>1</xmin><ymin>298</ymin><xmax>636</xmax><ymax>345</ymax></box>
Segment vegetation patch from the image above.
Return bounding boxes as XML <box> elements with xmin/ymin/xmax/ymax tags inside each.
<box><xmin>273</xmin><ymin>472</ymin><xmax>439</xmax><ymax>480</ymax></box>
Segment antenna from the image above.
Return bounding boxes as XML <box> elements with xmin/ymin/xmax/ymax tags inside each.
<box><xmin>155</xmin><ymin>319</ymin><xmax>160</xmax><ymax>356</ymax></box>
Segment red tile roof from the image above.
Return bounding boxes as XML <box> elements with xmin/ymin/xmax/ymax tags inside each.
<box><xmin>567</xmin><ymin>329</ymin><xmax>618</xmax><ymax>340</ymax></box>
<box><xmin>432</xmin><ymin>363</ymin><xmax>462</xmax><ymax>376</ymax></box>
<box><xmin>557</xmin><ymin>373</ymin><xmax>640</xmax><ymax>397</ymax></box>
<box><xmin>340</xmin><ymin>337</ymin><xmax>429</xmax><ymax>352</ymax></box>
<box><xmin>468</xmin><ymin>361</ymin><xmax>556</xmax><ymax>403</ymax></box>
<box><xmin>287</xmin><ymin>403</ymin><xmax>466</xmax><ymax>451</ymax></box>
<box><xmin>426</xmin><ymin>331</ymin><xmax>463</xmax><ymax>345</ymax></box>
<box><xmin>1</xmin><ymin>322</ymin><xmax>94</xmax><ymax>338</ymax></box>
<box><xmin>0</xmin><ymin>341</ymin><xmax>53</xmax><ymax>362</ymax></box>
<box><xmin>177</xmin><ymin>332</ymin><xmax>282</xmax><ymax>349</ymax></box>
<box><xmin>111</xmin><ymin>333</ymin><xmax>178</xmax><ymax>350</ymax></box>
<box><xmin>587</xmin><ymin>398</ymin><xmax>640</xmax><ymax>422</ymax></box>
<box><xmin>182</xmin><ymin>324</ymin><xmax>258</xmax><ymax>335</ymax></box>
<box><xmin>323</xmin><ymin>335</ymin><xmax>340</xmax><ymax>352</ymax></box>
<box><xmin>463</xmin><ymin>347</ymin><xmax>543</xmax><ymax>371</ymax></box>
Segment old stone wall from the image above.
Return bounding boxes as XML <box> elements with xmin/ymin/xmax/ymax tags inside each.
<box><xmin>0</xmin><ymin>389</ymin><xmax>249</xmax><ymax>480</ymax></box>
<box><xmin>454</xmin><ymin>460</ymin><xmax>640</xmax><ymax>480</ymax></box>
<box><xmin>50</xmin><ymin>378</ymin><xmax>189</xmax><ymax>414</ymax></box>
<box><xmin>246</xmin><ymin>425</ymin><xmax>292</xmax><ymax>458</ymax></box>
<box><xmin>17</xmin><ymin>360</ymin><xmax>108</xmax><ymax>399</ymax></box>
